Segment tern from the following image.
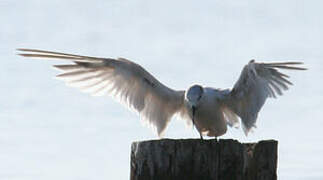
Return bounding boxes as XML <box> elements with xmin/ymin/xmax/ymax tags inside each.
<box><xmin>17</xmin><ymin>48</ymin><xmax>306</xmax><ymax>139</ymax></box>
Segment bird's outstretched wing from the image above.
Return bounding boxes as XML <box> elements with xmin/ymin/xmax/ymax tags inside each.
<box><xmin>225</xmin><ymin>60</ymin><xmax>306</xmax><ymax>135</ymax></box>
<box><xmin>17</xmin><ymin>48</ymin><xmax>185</xmax><ymax>136</ymax></box>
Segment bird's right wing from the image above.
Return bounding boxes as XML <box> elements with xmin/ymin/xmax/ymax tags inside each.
<box><xmin>18</xmin><ymin>49</ymin><xmax>185</xmax><ymax>136</ymax></box>
<box><xmin>224</xmin><ymin>60</ymin><xmax>306</xmax><ymax>135</ymax></box>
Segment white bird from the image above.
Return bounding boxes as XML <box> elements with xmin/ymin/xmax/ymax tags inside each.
<box><xmin>17</xmin><ymin>49</ymin><xmax>306</xmax><ymax>139</ymax></box>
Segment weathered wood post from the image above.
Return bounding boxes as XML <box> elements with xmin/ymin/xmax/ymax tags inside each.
<box><xmin>130</xmin><ymin>139</ymin><xmax>277</xmax><ymax>180</ymax></box>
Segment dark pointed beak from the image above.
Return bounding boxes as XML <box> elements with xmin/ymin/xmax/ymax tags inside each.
<box><xmin>192</xmin><ymin>106</ymin><xmax>196</xmax><ymax>117</ymax></box>
<box><xmin>191</xmin><ymin>106</ymin><xmax>203</xmax><ymax>140</ymax></box>
<box><xmin>192</xmin><ymin>106</ymin><xmax>197</xmax><ymax>127</ymax></box>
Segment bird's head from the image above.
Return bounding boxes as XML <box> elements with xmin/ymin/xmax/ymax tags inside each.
<box><xmin>185</xmin><ymin>84</ymin><xmax>204</xmax><ymax>108</ymax></box>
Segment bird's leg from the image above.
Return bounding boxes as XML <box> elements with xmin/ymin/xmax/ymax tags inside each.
<box><xmin>192</xmin><ymin>106</ymin><xmax>203</xmax><ymax>140</ymax></box>
<box><xmin>200</xmin><ymin>133</ymin><xmax>204</xmax><ymax>140</ymax></box>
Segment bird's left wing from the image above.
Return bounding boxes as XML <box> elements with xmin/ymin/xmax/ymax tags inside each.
<box><xmin>17</xmin><ymin>49</ymin><xmax>185</xmax><ymax>137</ymax></box>
<box><xmin>224</xmin><ymin>60</ymin><xmax>306</xmax><ymax>135</ymax></box>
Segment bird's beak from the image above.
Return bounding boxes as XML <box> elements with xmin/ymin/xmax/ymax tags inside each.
<box><xmin>191</xmin><ymin>106</ymin><xmax>203</xmax><ymax>140</ymax></box>
<box><xmin>191</xmin><ymin>105</ymin><xmax>197</xmax><ymax>128</ymax></box>
<box><xmin>192</xmin><ymin>106</ymin><xmax>196</xmax><ymax>117</ymax></box>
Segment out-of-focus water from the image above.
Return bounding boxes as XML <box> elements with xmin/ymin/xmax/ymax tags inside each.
<box><xmin>1</xmin><ymin>1</ymin><xmax>322</xmax><ymax>179</ymax></box>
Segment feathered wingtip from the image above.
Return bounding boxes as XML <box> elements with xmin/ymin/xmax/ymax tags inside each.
<box><xmin>263</xmin><ymin>61</ymin><xmax>308</xmax><ymax>71</ymax></box>
<box><xmin>16</xmin><ymin>48</ymin><xmax>104</xmax><ymax>63</ymax></box>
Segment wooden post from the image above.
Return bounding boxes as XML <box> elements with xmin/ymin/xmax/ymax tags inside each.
<box><xmin>130</xmin><ymin>139</ymin><xmax>277</xmax><ymax>180</ymax></box>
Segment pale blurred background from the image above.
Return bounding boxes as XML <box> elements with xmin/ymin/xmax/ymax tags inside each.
<box><xmin>0</xmin><ymin>0</ymin><xmax>322</xmax><ymax>179</ymax></box>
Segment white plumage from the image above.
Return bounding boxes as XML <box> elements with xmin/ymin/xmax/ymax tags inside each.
<box><xmin>18</xmin><ymin>49</ymin><xmax>306</xmax><ymax>138</ymax></box>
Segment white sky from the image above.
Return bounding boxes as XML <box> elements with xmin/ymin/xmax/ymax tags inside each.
<box><xmin>1</xmin><ymin>0</ymin><xmax>322</xmax><ymax>179</ymax></box>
